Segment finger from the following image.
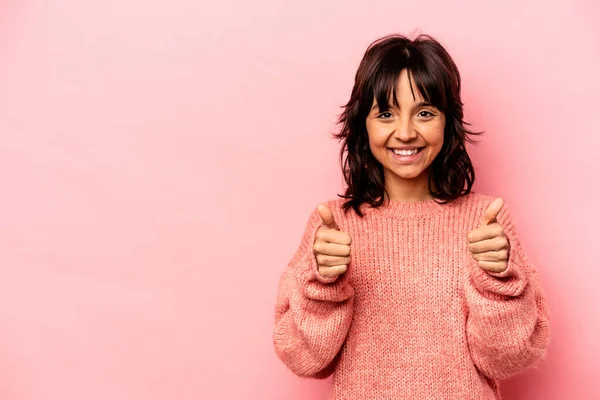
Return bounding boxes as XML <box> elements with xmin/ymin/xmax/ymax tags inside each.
<box><xmin>468</xmin><ymin>236</ymin><xmax>509</xmax><ymax>254</ymax></box>
<box><xmin>318</xmin><ymin>264</ymin><xmax>348</xmax><ymax>278</ymax></box>
<box><xmin>316</xmin><ymin>254</ymin><xmax>351</xmax><ymax>267</ymax></box>
<box><xmin>470</xmin><ymin>249</ymin><xmax>509</xmax><ymax>262</ymax></box>
<box><xmin>481</xmin><ymin>197</ymin><xmax>504</xmax><ymax>227</ymax></box>
<box><xmin>313</xmin><ymin>241</ymin><xmax>351</xmax><ymax>257</ymax></box>
<box><xmin>476</xmin><ymin>260</ymin><xmax>507</xmax><ymax>273</ymax></box>
<box><xmin>317</xmin><ymin>204</ymin><xmax>339</xmax><ymax>230</ymax></box>
<box><xmin>316</xmin><ymin>228</ymin><xmax>352</xmax><ymax>246</ymax></box>
<box><xmin>467</xmin><ymin>223</ymin><xmax>504</xmax><ymax>243</ymax></box>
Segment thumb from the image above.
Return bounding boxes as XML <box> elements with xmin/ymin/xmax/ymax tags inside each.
<box><xmin>481</xmin><ymin>197</ymin><xmax>504</xmax><ymax>226</ymax></box>
<box><xmin>317</xmin><ymin>203</ymin><xmax>339</xmax><ymax>230</ymax></box>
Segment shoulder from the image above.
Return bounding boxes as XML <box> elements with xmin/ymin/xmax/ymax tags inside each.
<box><xmin>320</xmin><ymin>197</ymin><xmax>347</xmax><ymax>211</ymax></box>
<box><xmin>314</xmin><ymin>197</ymin><xmax>351</xmax><ymax>219</ymax></box>
<box><xmin>305</xmin><ymin>197</ymin><xmax>356</xmax><ymax>227</ymax></box>
<box><xmin>454</xmin><ymin>191</ymin><xmax>518</xmax><ymax>227</ymax></box>
<box><xmin>457</xmin><ymin>191</ymin><xmax>496</xmax><ymax>209</ymax></box>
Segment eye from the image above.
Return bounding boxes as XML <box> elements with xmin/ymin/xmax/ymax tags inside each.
<box><xmin>377</xmin><ymin>112</ymin><xmax>393</xmax><ymax>119</ymax></box>
<box><xmin>418</xmin><ymin>110</ymin><xmax>435</xmax><ymax>118</ymax></box>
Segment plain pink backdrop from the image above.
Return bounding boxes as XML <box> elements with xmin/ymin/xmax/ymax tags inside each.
<box><xmin>0</xmin><ymin>0</ymin><xmax>598</xmax><ymax>399</ymax></box>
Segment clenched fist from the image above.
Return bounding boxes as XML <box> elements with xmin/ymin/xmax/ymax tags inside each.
<box><xmin>467</xmin><ymin>197</ymin><xmax>510</xmax><ymax>273</ymax></box>
<box><xmin>313</xmin><ymin>204</ymin><xmax>352</xmax><ymax>278</ymax></box>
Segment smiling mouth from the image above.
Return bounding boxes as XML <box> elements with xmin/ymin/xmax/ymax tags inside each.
<box><xmin>388</xmin><ymin>147</ymin><xmax>425</xmax><ymax>156</ymax></box>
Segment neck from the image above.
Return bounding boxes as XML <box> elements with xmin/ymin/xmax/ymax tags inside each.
<box><xmin>383</xmin><ymin>170</ymin><xmax>434</xmax><ymax>202</ymax></box>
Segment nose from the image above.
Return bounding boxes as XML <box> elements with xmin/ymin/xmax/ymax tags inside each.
<box><xmin>393</xmin><ymin>117</ymin><xmax>418</xmax><ymax>142</ymax></box>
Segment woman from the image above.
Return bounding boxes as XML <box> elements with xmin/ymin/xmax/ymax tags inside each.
<box><xmin>273</xmin><ymin>33</ymin><xmax>550</xmax><ymax>399</ymax></box>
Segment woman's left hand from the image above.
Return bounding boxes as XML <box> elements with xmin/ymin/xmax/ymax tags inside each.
<box><xmin>467</xmin><ymin>198</ymin><xmax>510</xmax><ymax>273</ymax></box>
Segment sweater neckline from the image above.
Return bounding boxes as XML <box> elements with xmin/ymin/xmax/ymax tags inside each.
<box><xmin>365</xmin><ymin>197</ymin><xmax>448</xmax><ymax>218</ymax></box>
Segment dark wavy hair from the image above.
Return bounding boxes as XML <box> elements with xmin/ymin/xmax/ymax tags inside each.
<box><xmin>334</xmin><ymin>33</ymin><xmax>483</xmax><ymax>217</ymax></box>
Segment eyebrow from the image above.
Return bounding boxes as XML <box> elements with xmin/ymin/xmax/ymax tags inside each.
<box><xmin>371</xmin><ymin>101</ymin><xmax>434</xmax><ymax>111</ymax></box>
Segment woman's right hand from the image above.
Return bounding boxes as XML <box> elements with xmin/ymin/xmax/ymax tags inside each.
<box><xmin>313</xmin><ymin>204</ymin><xmax>352</xmax><ymax>278</ymax></box>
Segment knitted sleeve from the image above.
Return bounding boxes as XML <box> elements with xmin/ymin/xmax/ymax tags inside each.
<box><xmin>273</xmin><ymin>205</ymin><xmax>355</xmax><ymax>378</ymax></box>
<box><xmin>465</xmin><ymin>201</ymin><xmax>551</xmax><ymax>380</ymax></box>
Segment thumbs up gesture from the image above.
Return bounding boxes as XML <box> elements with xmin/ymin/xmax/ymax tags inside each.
<box><xmin>312</xmin><ymin>204</ymin><xmax>352</xmax><ymax>278</ymax></box>
<box><xmin>467</xmin><ymin>198</ymin><xmax>510</xmax><ymax>273</ymax></box>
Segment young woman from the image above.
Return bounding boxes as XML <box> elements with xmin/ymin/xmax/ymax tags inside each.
<box><xmin>273</xmin><ymin>33</ymin><xmax>550</xmax><ymax>399</ymax></box>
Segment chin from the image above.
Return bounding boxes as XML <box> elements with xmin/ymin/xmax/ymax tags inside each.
<box><xmin>388</xmin><ymin>167</ymin><xmax>425</xmax><ymax>179</ymax></box>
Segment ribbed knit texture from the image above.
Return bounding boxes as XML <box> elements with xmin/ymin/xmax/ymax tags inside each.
<box><xmin>273</xmin><ymin>192</ymin><xmax>550</xmax><ymax>400</ymax></box>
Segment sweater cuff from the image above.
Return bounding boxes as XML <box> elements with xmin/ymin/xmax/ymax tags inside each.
<box><xmin>304</xmin><ymin>244</ymin><xmax>345</xmax><ymax>286</ymax></box>
<box><xmin>299</xmin><ymin>259</ymin><xmax>353</xmax><ymax>302</ymax></box>
<box><xmin>470</xmin><ymin>238</ymin><xmax>530</xmax><ymax>298</ymax></box>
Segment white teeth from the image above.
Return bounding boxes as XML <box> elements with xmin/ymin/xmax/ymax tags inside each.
<box><xmin>392</xmin><ymin>148</ymin><xmax>419</xmax><ymax>156</ymax></box>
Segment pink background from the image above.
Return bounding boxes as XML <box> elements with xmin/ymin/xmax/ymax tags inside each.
<box><xmin>0</xmin><ymin>0</ymin><xmax>598</xmax><ymax>399</ymax></box>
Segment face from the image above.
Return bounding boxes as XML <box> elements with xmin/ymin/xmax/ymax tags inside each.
<box><xmin>365</xmin><ymin>69</ymin><xmax>445</xmax><ymax>197</ymax></box>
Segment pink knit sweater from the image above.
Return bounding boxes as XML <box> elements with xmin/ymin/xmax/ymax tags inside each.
<box><xmin>273</xmin><ymin>192</ymin><xmax>550</xmax><ymax>399</ymax></box>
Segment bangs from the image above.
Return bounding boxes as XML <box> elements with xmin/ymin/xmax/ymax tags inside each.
<box><xmin>369</xmin><ymin>48</ymin><xmax>448</xmax><ymax>113</ymax></box>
